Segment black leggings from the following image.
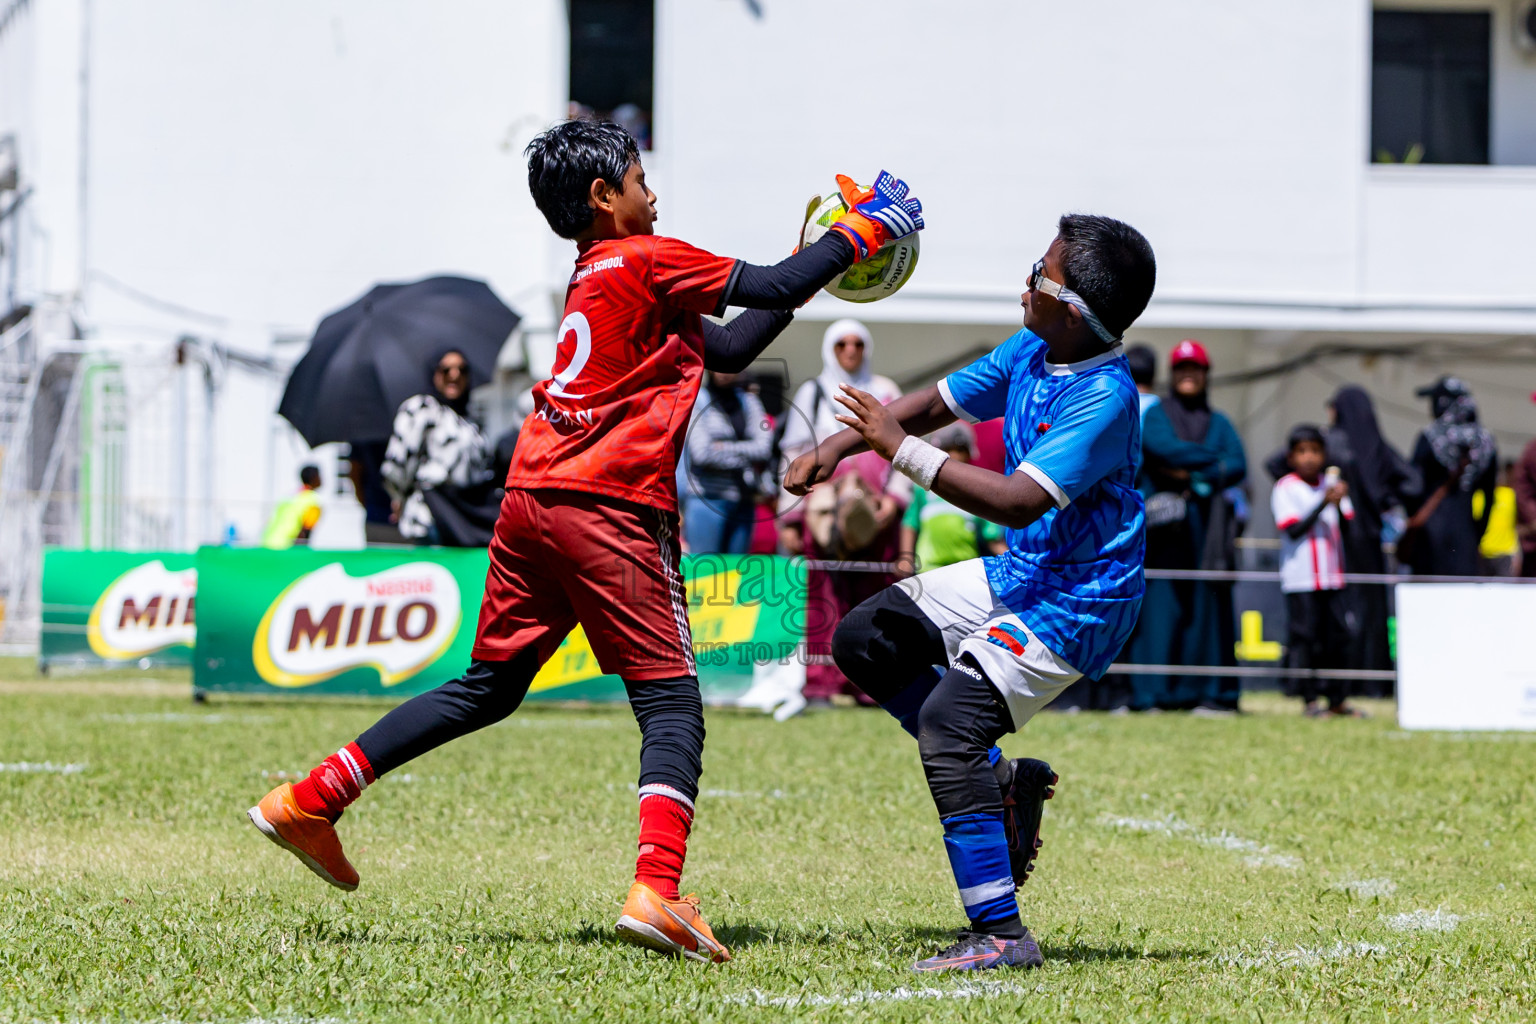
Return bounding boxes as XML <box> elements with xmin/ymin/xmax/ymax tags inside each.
<box><xmin>833</xmin><ymin>587</ymin><xmax>1014</xmax><ymax>818</ymax></box>
<box><xmin>356</xmin><ymin>653</ymin><xmax>705</xmax><ymax>802</ymax></box>
<box><xmin>1285</xmin><ymin>589</ymin><xmax>1351</xmax><ymax>709</ymax></box>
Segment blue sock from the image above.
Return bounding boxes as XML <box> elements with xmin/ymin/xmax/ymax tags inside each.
<box><xmin>941</xmin><ymin>812</ymin><xmax>1019</xmax><ymax>931</ymax></box>
<box><xmin>880</xmin><ymin>667</ymin><xmax>1006</xmax><ymax>769</ymax></box>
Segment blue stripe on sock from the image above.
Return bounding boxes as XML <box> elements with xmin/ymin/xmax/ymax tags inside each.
<box><xmin>941</xmin><ymin>812</ymin><xmax>1018</xmax><ymax>927</ymax></box>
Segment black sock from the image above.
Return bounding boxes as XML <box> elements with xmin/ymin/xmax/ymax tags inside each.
<box><xmin>973</xmin><ymin>913</ymin><xmax>1026</xmax><ymax>939</ymax></box>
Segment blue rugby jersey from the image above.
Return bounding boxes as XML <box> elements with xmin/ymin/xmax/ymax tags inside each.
<box><xmin>937</xmin><ymin>329</ymin><xmax>1145</xmax><ymax>677</ymax></box>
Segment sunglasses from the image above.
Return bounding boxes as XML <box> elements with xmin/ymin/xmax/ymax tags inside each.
<box><xmin>435</xmin><ymin>362</ymin><xmax>468</xmax><ymax>378</ymax></box>
<box><xmin>1028</xmin><ymin>259</ymin><xmax>1119</xmax><ymax>345</ymax></box>
<box><xmin>834</xmin><ymin>339</ymin><xmax>865</xmax><ymax>350</ymax></box>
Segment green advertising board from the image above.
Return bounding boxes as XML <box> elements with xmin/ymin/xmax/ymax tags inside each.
<box><xmin>40</xmin><ymin>549</ymin><xmax>199</xmax><ymax>668</ymax></box>
<box><xmin>193</xmin><ymin>546</ymin><xmax>807</xmax><ymax>701</ymax></box>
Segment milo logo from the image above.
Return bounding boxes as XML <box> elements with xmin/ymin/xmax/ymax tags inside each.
<box><xmin>87</xmin><ymin>560</ymin><xmax>198</xmax><ymax>660</ymax></box>
<box><xmin>253</xmin><ymin>562</ymin><xmax>461</xmax><ymax>687</ymax></box>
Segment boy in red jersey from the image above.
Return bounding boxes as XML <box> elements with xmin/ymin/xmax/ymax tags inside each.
<box><xmin>248</xmin><ymin>120</ymin><xmax>923</xmax><ymax>963</ymax></box>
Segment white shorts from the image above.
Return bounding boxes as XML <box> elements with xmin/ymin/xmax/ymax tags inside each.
<box><xmin>894</xmin><ymin>558</ymin><xmax>1082</xmax><ymax>730</ymax></box>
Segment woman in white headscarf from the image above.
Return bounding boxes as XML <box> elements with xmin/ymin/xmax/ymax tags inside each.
<box><xmin>778</xmin><ymin>319</ymin><xmax>902</xmax><ymax>462</ymax></box>
<box><xmin>776</xmin><ymin>318</ymin><xmax>908</xmax><ymax>707</ymax></box>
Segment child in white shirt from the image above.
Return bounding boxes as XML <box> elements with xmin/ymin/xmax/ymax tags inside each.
<box><xmin>1271</xmin><ymin>424</ymin><xmax>1361</xmax><ymax>717</ymax></box>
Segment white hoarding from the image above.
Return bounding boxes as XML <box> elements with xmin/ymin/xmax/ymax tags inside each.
<box><xmin>1396</xmin><ymin>583</ymin><xmax>1536</xmax><ymax>730</ymax></box>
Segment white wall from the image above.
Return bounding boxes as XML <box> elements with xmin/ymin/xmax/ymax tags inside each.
<box><xmin>76</xmin><ymin>0</ymin><xmax>566</xmax><ymax>346</ymax></box>
<box><xmin>661</xmin><ymin>0</ymin><xmax>1362</xmax><ymax>316</ymax></box>
<box><xmin>655</xmin><ymin>0</ymin><xmax>1536</xmax><ymax>330</ymax></box>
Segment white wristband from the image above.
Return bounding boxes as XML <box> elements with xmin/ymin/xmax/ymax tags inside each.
<box><xmin>892</xmin><ymin>435</ymin><xmax>949</xmax><ymax>490</ymax></box>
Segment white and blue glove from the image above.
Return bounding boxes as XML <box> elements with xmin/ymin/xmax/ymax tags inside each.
<box><xmin>829</xmin><ymin>171</ymin><xmax>925</xmax><ymax>262</ymax></box>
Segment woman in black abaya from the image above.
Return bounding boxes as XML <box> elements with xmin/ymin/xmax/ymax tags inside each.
<box><xmin>1325</xmin><ymin>386</ymin><xmax>1419</xmax><ymax>690</ymax></box>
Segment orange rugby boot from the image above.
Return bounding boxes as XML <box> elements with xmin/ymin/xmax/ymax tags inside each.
<box><xmin>247</xmin><ymin>782</ymin><xmax>359</xmax><ymax>891</ymax></box>
<box><xmin>615</xmin><ymin>882</ymin><xmax>731</xmax><ymax>963</ymax></box>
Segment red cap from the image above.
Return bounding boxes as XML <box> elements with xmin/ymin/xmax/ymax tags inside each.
<box><xmin>1170</xmin><ymin>339</ymin><xmax>1210</xmax><ymax>369</ymax></box>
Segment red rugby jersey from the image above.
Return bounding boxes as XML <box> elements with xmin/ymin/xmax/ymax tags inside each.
<box><xmin>506</xmin><ymin>234</ymin><xmax>737</xmax><ymax>511</ymax></box>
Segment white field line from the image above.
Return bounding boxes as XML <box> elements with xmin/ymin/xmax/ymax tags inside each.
<box><xmin>1386</xmin><ymin>730</ymin><xmax>1536</xmax><ymax>742</ymax></box>
<box><xmin>726</xmin><ymin>980</ymin><xmax>1034</xmax><ymax>1008</ymax></box>
<box><xmin>1332</xmin><ymin>877</ymin><xmax>1398</xmax><ymax>899</ymax></box>
<box><xmin>1384</xmin><ymin>909</ymin><xmax>1460</xmax><ymax>932</ymax></box>
<box><xmin>1217</xmin><ymin>941</ymin><xmax>1386</xmax><ymax>968</ymax></box>
<box><xmin>1099</xmin><ymin>814</ymin><xmax>1301</xmax><ymax>869</ymax></box>
<box><xmin>0</xmin><ymin>761</ymin><xmax>86</xmax><ymax>774</ymax></box>
<box><xmin>97</xmin><ymin>712</ymin><xmax>273</xmax><ymax>724</ymax></box>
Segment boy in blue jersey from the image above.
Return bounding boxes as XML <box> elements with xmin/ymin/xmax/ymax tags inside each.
<box><xmin>785</xmin><ymin>214</ymin><xmax>1156</xmax><ymax>972</ymax></box>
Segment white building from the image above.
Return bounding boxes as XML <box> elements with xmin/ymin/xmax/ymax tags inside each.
<box><xmin>1</xmin><ymin>0</ymin><xmax>1534</xmax><ymax>638</ymax></box>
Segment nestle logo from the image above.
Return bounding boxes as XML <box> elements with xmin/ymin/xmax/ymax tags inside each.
<box><xmin>365</xmin><ymin>577</ymin><xmax>434</xmax><ymax>598</ymax></box>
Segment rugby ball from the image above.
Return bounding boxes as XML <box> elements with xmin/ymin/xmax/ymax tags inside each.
<box><xmin>799</xmin><ymin>187</ymin><xmax>920</xmax><ymax>303</ymax></box>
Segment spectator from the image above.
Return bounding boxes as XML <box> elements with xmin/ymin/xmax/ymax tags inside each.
<box><xmin>1402</xmin><ymin>377</ymin><xmax>1497</xmax><ymax>577</ymax></box>
<box><xmin>1515</xmin><ymin>405</ymin><xmax>1536</xmax><ymax>577</ymax></box>
<box><xmin>1273</xmin><ymin>425</ymin><xmax>1361</xmax><ymax>718</ymax></box>
<box><xmin>776</xmin><ymin>318</ymin><xmax>906</xmax><ymax>705</ymax></box>
<box><xmin>381</xmin><ymin>349</ymin><xmax>494</xmax><ymax>545</ymax></box>
<box><xmin>1474</xmin><ymin>461</ymin><xmax>1520</xmax><ymax>576</ymax></box>
<box><xmin>785</xmin><ymin>449</ymin><xmax>912</xmax><ymax>705</ymax></box>
<box><xmin>778</xmin><ymin>319</ymin><xmax>900</xmax><ymax>465</ymax></box>
<box><xmin>1324</xmin><ymin>385</ymin><xmax>1418</xmax><ymax>685</ymax></box>
<box><xmin>898</xmin><ymin>423</ymin><xmax>1006</xmax><ymax>574</ymax></box>
<box><xmin>261</xmin><ymin>464</ymin><xmax>323</xmax><ymax>549</ymax></box>
<box><xmin>1125</xmin><ymin>339</ymin><xmax>1247</xmax><ymax>713</ymax></box>
<box><xmin>680</xmin><ymin>371</ymin><xmax>773</xmax><ymax>554</ymax></box>
<box><xmin>1125</xmin><ymin>342</ymin><xmax>1159</xmax><ymax>422</ymax></box>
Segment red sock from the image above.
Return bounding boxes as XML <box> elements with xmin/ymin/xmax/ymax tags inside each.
<box><xmin>635</xmin><ymin>787</ymin><xmax>694</xmax><ymax>900</ymax></box>
<box><xmin>291</xmin><ymin>742</ymin><xmax>373</xmax><ymax>823</ymax></box>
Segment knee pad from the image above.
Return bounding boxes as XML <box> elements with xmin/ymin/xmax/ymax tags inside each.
<box><xmin>833</xmin><ymin>588</ymin><xmax>945</xmax><ymax>700</ymax></box>
<box><xmin>830</xmin><ymin>611</ymin><xmax>877</xmax><ymax>683</ymax></box>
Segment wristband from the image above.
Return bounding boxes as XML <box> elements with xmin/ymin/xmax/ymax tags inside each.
<box><xmin>892</xmin><ymin>435</ymin><xmax>949</xmax><ymax>490</ymax></box>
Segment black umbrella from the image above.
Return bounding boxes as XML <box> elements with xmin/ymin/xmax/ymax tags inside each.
<box><xmin>279</xmin><ymin>276</ymin><xmax>520</xmax><ymax>446</ymax></box>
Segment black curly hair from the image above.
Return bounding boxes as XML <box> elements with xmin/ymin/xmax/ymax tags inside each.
<box><xmin>525</xmin><ymin>120</ymin><xmax>641</xmax><ymax>239</ymax></box>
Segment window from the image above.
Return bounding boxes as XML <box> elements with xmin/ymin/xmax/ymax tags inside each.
<box><xmin>1371</xmin><ymin>9</ymin><xmax>1491</xmax><ymax>165</ymax></box>
<box><xmin>568</xmin><ymin>0</ymin><xmax>654</xmax><ymax>150</ymax></box>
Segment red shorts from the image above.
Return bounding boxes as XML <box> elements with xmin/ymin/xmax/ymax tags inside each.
<box><xmin>471</xmin><ymin>488</ymin><xmax>695</xmax><ymax>680</ymax></box>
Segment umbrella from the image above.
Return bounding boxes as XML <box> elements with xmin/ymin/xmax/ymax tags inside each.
<box><xmin>279</xmin><ymin>276</ymin><xmax>520</xmax><ymax>446</ymax></box>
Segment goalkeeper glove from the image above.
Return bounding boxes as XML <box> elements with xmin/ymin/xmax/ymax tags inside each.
<box><xmin>829</xmin><ymin>171</ymin><xmax>924</xmax><ymax>262</ymax></box>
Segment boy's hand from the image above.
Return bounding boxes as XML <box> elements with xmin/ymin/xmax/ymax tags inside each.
<box><xmin>834</xmin><ymin>383</ymin><xmax>906</xmax><ymax>460</ymax></box>
<box><xmin>829</xmin><ymin>171</ymin><xmax>924</xmax><ymax>261</ymax></box>
<box><xmin>784</xmin><ymin>447</ymin><xmax>839</xmax><ymax>496</ymax></box>
<box><xmin>1326</xmin><ymin>481</ymin><xmax>1348</xmax><ymax>505</ymax></box>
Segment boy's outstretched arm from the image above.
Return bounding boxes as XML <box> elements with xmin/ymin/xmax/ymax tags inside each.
<box><xmin>703</xmin><ymin>170</ymin><xmax>926</xmax><ymax>371</ymax></box>
<box><xmin>786</xmin><ymin>384</ymin><xmax>1056</xmax><ymax>530</ymax></box>
<box><xmin>717</xmin><ymin>233</ymin><xmax>857</xmax><ymax>314</ymax></box>
<box><xmin>784</xmin><ymin>385</ymin><xmax>955</xmax><ymax>489</ymax></box>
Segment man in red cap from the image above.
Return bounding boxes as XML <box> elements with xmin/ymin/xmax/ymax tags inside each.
<box><xmin>1169</xmin><ymin>338</ymin><xmax>1209</xmax><ymax>371</ymax></box>
<box><xmin>1123</xmin><ymin>337</ymin><xmax>1248</xmax><ymax>712</ymax></box>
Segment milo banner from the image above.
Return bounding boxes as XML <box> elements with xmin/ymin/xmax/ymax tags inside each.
<box><xmin>193</xmin><ymin>547</ymin><xmax>806</xmax><ymax>701</ymax></box>
<box><xmin>40</xmin><ymin>549</ymin><xmax>199</xmax><ymax>668</ymax></box>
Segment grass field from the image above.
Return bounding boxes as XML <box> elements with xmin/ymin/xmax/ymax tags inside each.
<box><xmin>2</xmin><ymin>658</ymin><xmax>1534</xmax><ymax>1023</ymax></box>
